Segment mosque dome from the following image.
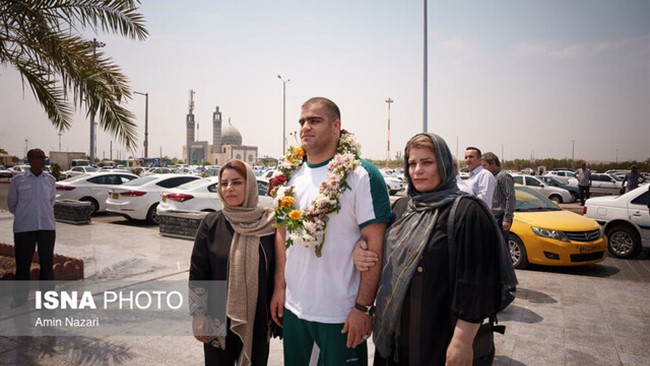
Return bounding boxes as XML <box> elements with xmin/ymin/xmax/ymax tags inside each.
<box><xmin>221</xmin><ymin>121</ymin><xmax>243</xmax><ymax>146</ymax></box>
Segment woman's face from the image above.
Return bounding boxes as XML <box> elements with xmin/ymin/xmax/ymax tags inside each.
<box><xmin>219</xmin><ymin>168</ymin><xmax>247</xmax><ymax>207</ymax></box>
<box><xmin>408</xmin><ymin>146</ymin><xmax>442</xmax><ymax>193</ymax></box>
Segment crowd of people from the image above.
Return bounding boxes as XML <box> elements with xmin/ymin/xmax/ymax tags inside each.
<box><xmin>9</xmin><ymin>97</ymin><xmax>646</xmax><ymax>365</ymax></box>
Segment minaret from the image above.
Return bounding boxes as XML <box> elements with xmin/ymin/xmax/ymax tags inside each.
<box><xmin>186</xmin><ymin>90</ymin><xmax>196</xmax><ymax>164</ymax></box>
<box><xmin>212</xmin><ymin>106</ymin><xmax>223</xmax><ymax>153</ymax></box>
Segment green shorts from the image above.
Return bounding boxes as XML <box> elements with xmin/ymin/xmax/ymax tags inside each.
<box><xmin>283</xmin><ymin>308</ymin><xmax>368</xmax><ymax>366</ymax></box>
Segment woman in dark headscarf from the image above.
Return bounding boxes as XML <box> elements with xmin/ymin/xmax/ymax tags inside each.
<box><xmin>357</xmin><ymin>133</ymin><xmax>505</xmax><ymax>365</ymax></box>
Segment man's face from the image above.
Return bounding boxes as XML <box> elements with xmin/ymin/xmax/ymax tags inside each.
<box><xmin>27</xmin><ymin>150</ymin><xmax>46</xmax><ymax>174</ymax></box>
<box><xmin>299</xmin><ymin>102</ymin><xmax>340</xmax><ymax>155</ymax></box>
<box><xmin>464</xmin><ymin>149</ymin><xmax>481</xmax><ymax>171</ymax></box>
<box><xmin>481</xmin><ymin>158</ymin><xmax>496</xmax><ymax>174</ymax></box>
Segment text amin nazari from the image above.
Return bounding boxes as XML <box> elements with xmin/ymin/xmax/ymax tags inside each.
<box><xmin>35</xmin><ymin>316</ymin><xmax>99</xmax><ymax>327</ymax></box>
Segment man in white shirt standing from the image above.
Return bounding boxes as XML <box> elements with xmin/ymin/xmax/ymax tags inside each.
<box><xmin>7</xmin><ymin>148</ymin><xmax>56</xmax><ymax>307</ymax></box>
<box><xmin>464</xmin><ymin>146</ymin><xmax>496</xmax><ymax>208</ymax></box>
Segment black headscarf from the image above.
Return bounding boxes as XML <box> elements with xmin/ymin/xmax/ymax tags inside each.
<box><xmin>404</xmin><ymin>133</ymin><xmax>461</xmax><ymax>207</ymax></box>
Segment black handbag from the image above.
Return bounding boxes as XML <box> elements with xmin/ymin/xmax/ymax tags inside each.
<box><xmin>472</xmin><ymin>322</ymin><xmax>496</xmax><ymax>366</ymax></box>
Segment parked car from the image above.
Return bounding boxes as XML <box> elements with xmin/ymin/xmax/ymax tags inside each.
<box><xmin>545</xmin><ymin>170</ymin><xmax>578</xmax><ymax>185</ymax></box>
<box><xmin>604</xmin><ymin>170</ymin><xmax>628</xmax><ymax>180</ymax></box>
<box><xmin>508</xmin><ymin>186</ymin><xmax>607</xmax><ymax>269</ymax></box>
<box><xmin>55</xmin><ymin>172</ymin><xmax>139</xmax><ymax>214</ymax></box>
<box><xmin>511</xmin><ymin>174</ymin><xmax>572</xmax><ymax>203</ymax></box>
<box><xmin>105</xmin><ymin>174</ymin><xmax>200</xmax><ymax>224</ymax></box>
<box><xmin>61</xmin><ymin>166</ymin><xmax>99</xmax><ymax>179</ymax></box>
<box><xmin>0</xmin><ymin>165</ymin><xmax>12</xmax><ymax>178</ymax></box>
<box><xmin>143</xmin><ymin>167</ymin><xmax>173</xmax><ymax>176</ymax></box>
<box><xmin>157</xmin><ymin>177</ymin><xmax>274</xmax><ymax>214</ymax></box>
<box><xmin>590</xmin><ymin>173</ymin><xmax>623</xmax><ymax>195</ymax></box>
<box><xmin>381</xmin><ymin>171</ymin><xmax>405</xmax><ymax>195</ymax></box>
<box><xmin>538</xmin><ymin>175</ymin><xmax>580</xmax><ymax>203</ymax></box>
<box><xmin>584</xmin><ymin>184</ymin><xmax>649</xmax><ymax>259</ymax></box>
<box><xmin>9</xmin><ymin>164</ymin><xmax>31</xmax><ymax>177</ymax></box>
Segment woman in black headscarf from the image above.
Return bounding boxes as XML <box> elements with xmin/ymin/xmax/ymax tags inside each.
<box><xmin>357</xmin><ymin>133</ymin><xmax>506</xmax><ymax>365</ymax></box>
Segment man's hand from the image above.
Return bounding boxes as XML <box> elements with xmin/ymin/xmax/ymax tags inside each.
<box><xmin>270</xmin><ymin>286</ymin><xmax>285</xmax><ymax>327</ymax></box>
<box><xmin>445</xmin><ymin>335</ymin><xmax>474</xmax><ymax>366</ymax></box>
<box><xmin>502</xmin><ymin>220</ymin><xmax>512</xmax><ymax>232</ymax></box>
<box><xmin>353</xmin><ymin>238</ymin><xmax>378</xmax><ymax>272</ymax></box>
<box><xmin>341</xmin><ymin>308</ymin><xmax>372</xmax><ymax>348</ymax></box>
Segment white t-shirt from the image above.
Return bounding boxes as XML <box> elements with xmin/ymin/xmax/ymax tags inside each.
<box><xmin>284</xmin><ymin>159</ymin><xmax>391</xmax><ymax>323</ymax></box>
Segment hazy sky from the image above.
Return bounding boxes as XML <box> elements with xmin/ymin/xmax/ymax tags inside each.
<box><xmin>1</xmin><ymin>0</ymin><xmax>649</xmax><ymax>163</ymax></box>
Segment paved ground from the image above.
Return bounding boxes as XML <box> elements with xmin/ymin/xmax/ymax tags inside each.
<box><xmin>0</xmin><ymin>204</ymin><xmax>649</xmax><ymax>365</ymax></box>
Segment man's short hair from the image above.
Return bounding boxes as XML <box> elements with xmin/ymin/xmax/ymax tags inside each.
<box><xmin>465</xmin><ymin>146</ymin><xmax>482</xmax><ymax>157</ymax></box>
<box><xmin>482</xmin><ymin>152</ymin><xmax>500</xmax><ymax>167</ymax></box>
<box><xmin>302</xmin><ymin>97</ymin><xmax>341</xmax><ymax>122</ymax></box>
<box><xmin>27</xmin><ymin>149</ymin><xmax>45</xmax><ymax>159</ymax></box>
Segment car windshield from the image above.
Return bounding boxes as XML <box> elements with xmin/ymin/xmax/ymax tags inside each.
<box><xmin>121</xmin><ymin>176</ymin><xmax>158</xmax><ymax>187</ymax></box>
<box><xmin>541</xmin><ymin>176</ymin><xmax>560</xmax><ymax>186</ymax></box>
<box><xmin>608</xmin><ymin>174</ymin><xmax>623</xmax><ymax>182</ymax></box>
<box><xmin>84</xmin><ymin>167</ymin><xmax>99</xmax><ymax>172</ymax></box>
<box><xmin>515</xmin><ymin>186</ymin><xmax>562</xmax><ymax>212</ymax></box>
<box><xmin>61</xmin><ymin>174</ymin><xmax>92</xmax><ymax>182</ymax></box>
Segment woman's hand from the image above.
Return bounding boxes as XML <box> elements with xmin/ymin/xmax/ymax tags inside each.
<box><xmin>353</xmin><ymin>237</ymin><xmax>378</xmax><ymax>272</ymax></box>
<box><xmin>445</xmin><ymin>319</ymin><xmax>480</xmax><ymax>366</ymax></box>
<box><xmin>192</xmin><ymin>316</ymin><xmax>211</xmax><ymax>343</ymax></box>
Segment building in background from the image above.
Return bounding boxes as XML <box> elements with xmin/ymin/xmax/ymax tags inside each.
<box><xmin>183</xmin><ymin>90</ymin><xmax>258</xmax><ymax>165</ymax></box>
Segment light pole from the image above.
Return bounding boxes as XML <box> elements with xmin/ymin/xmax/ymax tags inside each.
<box><xmin>134</xmin><ymin>91</ymin><xmax>149</xmax><ymax>157</ymax></box>
<box><xmin>58</xmin><ymin>132</ymin><xmax>62</xmax><ymax>151</ymax></box>
<box><xmin>571</xmin><ymin>139</ymin><xmax>575</xmax><ymax>170</ymax></box>
<box><xmin>89</xmin><ymin>38</ymin><xmax>105</xmax><ymax>163</ymax></box>
<box><xmin>385</xmin><ymin>98</ymin><xmax>393</xmax><ymax>167</ymax></box>
<box><xmin>422</xmin><ymin>0</ymin><xmax>428</xmax><ymax>133</ymax></box>
<box><xmin>277</xmin><ymin>75</ymin><xmax>290</xmax><ymax>155</ymax></box>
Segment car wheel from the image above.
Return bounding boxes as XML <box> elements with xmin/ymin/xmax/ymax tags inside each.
<box><xmin>146</xmin><ymin>203</ymin><xmax>160</xmax><ymax>225</ymax></box>
<box><xmin>569</xmin><ymin>191</ymin><xmax>578</xmax><ymax>202</ymax></box>
<box><xmin>80</xmin><ymin>197</ymin><xmax>99</xmax><ymax>215</ymax></box>
<box><xmin>508</xmin><ymin>234</ymin><xmax>528</xmax><ymax>269</ymax></box>
<box><xmin>606</xmin><ymin>225</ymin><xmax>642</xmax><ymax>259</ymax></box>
<box><xmin>549</xmin><ymin>194</ymin><xmax>562</xmax><ymax>203</ymax></box>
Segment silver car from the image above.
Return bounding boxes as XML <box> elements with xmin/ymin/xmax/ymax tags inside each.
<box><xmin>511</xmin><ymin>174</ymin><xmax>572</xmax><ymax>203</ymax></box>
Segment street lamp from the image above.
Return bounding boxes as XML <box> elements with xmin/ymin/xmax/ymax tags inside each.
<box><xmin>385</xmin><ymin>98</ymin><xmax>393</xmax><ymax>167</ymax></box>
<box><xmin>89</xmin><ymin>38</ymin><xmax>105</xmax><ymax>163</ymax></box>
<box><xmin>134</xmin><ymin>91</ymin><xmax>149</xmax><ymax>158</ymax></box>
<box><xmin>277</xmin><ymin>75</ymin><xmax>291</xmax><ymax>155</ymax></box>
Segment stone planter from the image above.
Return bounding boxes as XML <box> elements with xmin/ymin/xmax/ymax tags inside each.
<box><xmin>0</xmin><ymin>243</ymin><xmax>84</xmax><ymax>280</ymax></box>
<box><xmin>54</xmin><ymin>199</ymin><xmax>93</xmax><ymax>224</ymax></box>
<box><xmin>159</xmin><ymin>210</ymin><xmax>209</xmax><ymax>240</ymax></box>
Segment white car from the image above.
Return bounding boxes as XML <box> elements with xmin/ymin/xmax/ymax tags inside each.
<box><xmin>0</xmin><ymin>165</ymin><xmax>12</xmax><ymax>178</ymax></box>
<box><xmin>590</xmin><ymin>173</ymin><xmax>623</xmax><ymax>195</ymax></box>
<box><xmin>105</xmin><ymin>174</ymin><xmax>200</xmax><ymax>224</ymax></box>
<box><xmin>9</xmin><ymin>164</ymin><xmax>31</xmax><ymax>177</ymax></box>
<box><xmin>584</xmin><ymin>184</ymin><xmax>649</xmax><ymax>258</ymax></box>
<box><xmin>545</xmin><ymin>170</ymin><xmax>578</xmax><ymax>185</ymax></box>
<box><xmin>157</xmin><ymin>177</ymin><xmax>274</xmax><ymax>214</ymax></box>
<box><xmin>381</xmin><ymin>171</ymin><xmax>405</xmax><ymax>195</ymax></box>
<box><xmin>62</xmin><ymin>166</ymin><xmax>99</xmax><ymax>179</ymax></box>
<box><xmin>55</xmin><ymin>172</ymin><xmax>139</xmax><ymax>213</ymax></box>
<box><xmin>511</xmin><ymin>174</ymin><xmax>572</xmax><ymax>203</ymax></box>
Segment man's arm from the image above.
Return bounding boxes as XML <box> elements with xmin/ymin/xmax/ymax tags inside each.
<box><xmin>270</xmin><ymin>227</ymin><xmax>287</xmax><ymax>327</ymax></box>
<box><xmin>342</xmin><ymin>221</ymin><xmax>387</xmax><ymax>348</ymax></box>
<box><xmin>503</xmin><ymin>175</ymin><xmax>516</xmax><ymax>230</ymax></box>
<box><xmin>7</xmin><ymin>178</ymin><xmax>18</xmax><ymax>214</ymax></box>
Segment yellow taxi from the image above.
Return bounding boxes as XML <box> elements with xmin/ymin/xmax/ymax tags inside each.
<box><xmin>509</xmin><ymin>186</ymin><xmax>607</xmax><ymax>268</ymax></box>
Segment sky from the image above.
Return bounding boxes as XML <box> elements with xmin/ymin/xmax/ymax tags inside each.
<box><xmin>1</xmin><ymin>0</ymin><xmax>649</xmax><ymax>164</ymax></box>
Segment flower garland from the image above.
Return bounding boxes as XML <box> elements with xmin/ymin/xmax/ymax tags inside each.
<box><xmin>269</xmin><ymin>130</ymin><xmax>361</xmax><ymax>257</ymax></box>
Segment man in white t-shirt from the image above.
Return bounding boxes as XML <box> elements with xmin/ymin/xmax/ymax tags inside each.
<box><xmin>271</xmin><ymin>97</ymin><xmax>391</xmax><ymax>366</ymax></box>
<box><xmin>464</xmin><ymin>146</ymin><xmax>496</xmax><ymax>208</ymax></box>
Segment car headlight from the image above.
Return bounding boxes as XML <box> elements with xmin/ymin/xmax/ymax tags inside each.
<box><xmin>531</xmin><ymin>226</ymin><xmax>570</xmax><ymax>242</ymax></box>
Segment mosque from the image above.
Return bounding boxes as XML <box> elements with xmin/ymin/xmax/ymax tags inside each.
<box><xmin>182</xmin><ymin>90</ymin><xmax>259</xmax><ymax>165</ymax></box>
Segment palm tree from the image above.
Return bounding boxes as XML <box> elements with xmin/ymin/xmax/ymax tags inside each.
<box><xmin>0</xmin><ymin>0</ymin><xmax>148</xmax><ymax>150</ymax></box>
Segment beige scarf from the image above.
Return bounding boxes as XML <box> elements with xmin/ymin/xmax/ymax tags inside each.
<box><xmin>219</xmin><ymin>162</ymin><xmax>275</xmax><ymax>366</ymax></box>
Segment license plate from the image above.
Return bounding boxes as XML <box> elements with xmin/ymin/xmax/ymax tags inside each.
<box><xmin>112</xmin><ymin>193</ymin><xmax>119</xmax><ymax>199</ymax></box>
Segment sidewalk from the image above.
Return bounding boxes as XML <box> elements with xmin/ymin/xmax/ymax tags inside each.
<box><xmin>0</xmin><ymin>212</ymin><xmax>648</xmax><ymax>365</ymax></box>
